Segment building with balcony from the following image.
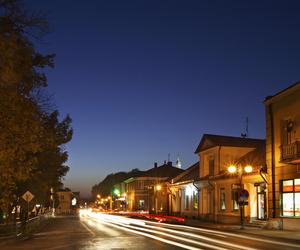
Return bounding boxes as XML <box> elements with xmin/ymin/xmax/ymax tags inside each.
<box><xmin>264</xmin><ymin>82</ymin><xmax>300</xmax><ymax>230</ymax></box>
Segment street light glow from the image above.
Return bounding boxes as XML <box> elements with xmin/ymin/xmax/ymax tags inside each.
<box><xmin>244</xmin><ymin>165</ymin><xmax>253</xmax><ymax>173</ymax></box>
<box><xmin>156</xmin><ymin>185</ymin><xmax>162</xmax><ymax>191</ymax></box>
<box><xmin>228</xmin><ymin>165</ymin><xmax>237</xmax><ymax>173</ymax></box>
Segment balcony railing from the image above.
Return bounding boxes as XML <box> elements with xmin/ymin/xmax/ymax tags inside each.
<box><xmin>280</xmin><ymin>141</ymin><xmax>300</xmax><ymax>164</ymax></box>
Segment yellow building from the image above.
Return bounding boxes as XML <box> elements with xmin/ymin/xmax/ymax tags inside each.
<box><xmin>264</xmin><ymin>82</ymin><xmax>300</xmax><ymax>230</ymax></box>
<box><xmin>168</xmin><ymin>162</ymin><xmax>200</xmax><ymax>218</ymax></box>
<box><xmin>195</xmin><ymin>134</ymin><xmax>267</xmax><ymax>224</ymax></box>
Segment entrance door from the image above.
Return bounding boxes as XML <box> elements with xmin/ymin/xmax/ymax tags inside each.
<box><xmin>257</xmin><ymin>192</ymin><xmax>266</xmax><ymax>220</ymax></box>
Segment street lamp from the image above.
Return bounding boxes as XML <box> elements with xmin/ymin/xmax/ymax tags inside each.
<box><xmin>227</xmin><ymin>164</ymin><xmax>252</xmax><ymax>229</ymax></box>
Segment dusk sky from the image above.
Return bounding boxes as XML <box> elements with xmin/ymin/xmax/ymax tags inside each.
<box><xmin>28</xmin><ymin>0</ymin><xmax>300</xmax><ymax>197</ymax></box>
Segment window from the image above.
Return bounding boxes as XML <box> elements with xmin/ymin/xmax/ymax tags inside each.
<box><xmin>193</xmin><ymin>190</ymin><xmax>198</xmax><ymax>210</ymax></box>
<box><xmin>220</xmin><ymin>188</ymin><xmax>226</xmax><ymax>211</ymax></box>
<box><xmin>185</xmin><ymin>192</ymin><xmax>190</xmax><ymax>210</ymax></box>
<box><xmin>281</xmin><ymin>120</ymin><xmax>293</xmax><ymax>145</ymax></box>
<box><xmin>281</xmin><ymin>178</ymin><xmax>300</xmax><ymax>217</ymax></box>
<box><xmin>231</xmin><ymin>184</ymin><xmax>240</xmax><ymax>211</ymax></box>
<box><xmin>209</xmin><ymin>159</ymin><xmax>214</xmax><ymax>176</ymax></box>
<box><xmin>138</xmin><ymin>200</ymin><xmax>145</xmax><ymax>210</ymax></box>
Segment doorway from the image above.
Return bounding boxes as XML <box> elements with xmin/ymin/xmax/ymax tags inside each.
<box><xmin>256</xmin><ymin>184</ymin><xmax>266</xmax><ymax>220</ymax></box>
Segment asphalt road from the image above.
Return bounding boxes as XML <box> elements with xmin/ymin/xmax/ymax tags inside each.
<box><xmin>1</xmin><ymin>212</ymin><xmax>300</xmax><ymax>250</ymax></box>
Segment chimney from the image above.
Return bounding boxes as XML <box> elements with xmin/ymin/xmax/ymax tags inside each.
<box><xmin>167</xmin><ymin>161</ymin><xmax>172</xmax><ymax>167</ymax></box>
<box><xmin>154</xmin><ymin>162</ymin><xmax>158</xmax><ymax>168</ymax></box>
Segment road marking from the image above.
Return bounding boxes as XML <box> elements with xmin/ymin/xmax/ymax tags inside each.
<box><xmin>80</xmin><ymin>220</ymin><xmax>96</xmax><ymax>237</ymax></box>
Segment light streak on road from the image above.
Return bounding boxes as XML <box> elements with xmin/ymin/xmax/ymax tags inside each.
<box><xmin>80</xmin><ymin>210</ymin><xmax>260</xmax><ymax>250</ymax></box>
<box><xmin>80</xmin><ymin>210</ymin><xmax>300</xmax><ymax>250</ymax></box>
<box><xmin>141</xmin><ymin>219</ymin><xmax>300</xmax><ymax>249</ymax></box>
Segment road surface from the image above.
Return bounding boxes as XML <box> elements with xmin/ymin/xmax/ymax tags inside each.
<box><xmin>1</xmin><ymin>211</ymin><xmax>300</xmax><ymax>250</ymax></box>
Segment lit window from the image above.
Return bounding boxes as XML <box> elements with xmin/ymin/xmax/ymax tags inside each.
<box><xmin>220</xmin><ymin>188</ymin><xmax>226</xmax><ymax>211</ymax></box>
<box><xmin>185</xmin><ymin>191</ymin><xmax>190</xmax><ymax>210</ymax></box>
<box><xmin>193</xmin><ymin>190</ymin><xmax>198</xmax><ymax>210</ymax></box>
<box><xmin>231</xmin><ymin>184</ymin><xmax>240</xmax><ymax>211</ymax></box>
<box><xmin>281</xmin><ymin>179</ymin><xmax>300</xmax><ymax>217</ymax></box>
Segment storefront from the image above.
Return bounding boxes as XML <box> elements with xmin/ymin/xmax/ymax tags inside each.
<box><xmin>280</xmin><ymin>178</ymin><xmax>300</xmax><ymax>217</ymax></box>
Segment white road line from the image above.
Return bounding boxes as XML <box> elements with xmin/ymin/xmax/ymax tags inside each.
<box><xmin>80</xmin><ymin>220</ymin><xmax>96</xmax><ymax>237</ymax></box>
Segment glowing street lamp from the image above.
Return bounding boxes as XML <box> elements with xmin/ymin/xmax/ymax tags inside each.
<box><xmin>228</xmin><ymin>165</ymin><xmax>237</xmax><ymax>173</ymax></box>
<box><xmin>244</xmin><ymin>165</ymin><xmax>253</xmax><ymax>173</ymax></box>
<box><xmin>97</xmin><ymin>194</ymin><xmax>101</xmax><ymax>199</ymax></box>
<box><xmin>156</xmin><ymin>185</ymin><xmax>162</xmax><ymax>191</ymax></box>
<box><xmin>227</xmin><ymin>164</ymin><xmax>253</xmax><ymax>229</ymax></box>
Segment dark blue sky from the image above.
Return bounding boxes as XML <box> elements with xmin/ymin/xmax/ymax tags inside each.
<box><xmin>28</xmin><ymin>0</ymin><xmax>300</xmax><ymax>197</ymax></box>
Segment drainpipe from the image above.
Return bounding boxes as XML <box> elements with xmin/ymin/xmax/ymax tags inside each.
<box><xmin>218</xmin><ymin>146</ymin><xmax>222</xmax><ymax>174</ymax></box>
<box><xmin>269</xmin><ymin>104</ymin><xmax>276</xmax><ymax>218</ymax></box>
<box><xmin>193</xmin><ymin>180</ymin><xmax>200</xmax><ymax>218</ymax></box>
<box><xmin>259</xmin><ymin>166</ymin><xmax>269</xmax><ymax>184</ymax></box>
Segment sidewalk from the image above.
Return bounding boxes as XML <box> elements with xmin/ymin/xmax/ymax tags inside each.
<box><xmin>183</xmin><ymin>218</ymin><xmax>300</xmax><ymax>241</ymax></box>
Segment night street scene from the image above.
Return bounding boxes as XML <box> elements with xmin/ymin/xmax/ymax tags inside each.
<box><xmin>1</xmin><ymin>1</ymin><xmax>300</xmax><ymax>250</ymax></box>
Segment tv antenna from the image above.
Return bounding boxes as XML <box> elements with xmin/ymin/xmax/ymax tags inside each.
<box><xmin>241</xmin><ymin>117</ymin><xmax>249</xmax><ymax>138</ymax></box>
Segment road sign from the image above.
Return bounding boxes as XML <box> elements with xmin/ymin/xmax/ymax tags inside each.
<box><xmin>238</xmin><ymin>189</ymin><xmax>249</xmax><ymax>202</ymax></box>
<box><xmin>22</xmin><ymin>191</ymin><xmax>34</xmax><ymax>202</ymax></box>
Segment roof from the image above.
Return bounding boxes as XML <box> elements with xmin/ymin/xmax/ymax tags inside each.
<box><xmin>237</xmin><ymin>142</ymin><xmax>266</xmax><ymax>167</ymax></box>
<box><xmin>195</xmin><ymin>134</ymin><xmax>265</xmax><ymax>153</ymax></box>
<box><xmin>171</xmin><ymin>162</ymin><xmax>199</xmax><ymax>184</ymax></box>
<box><xmin>264</xmin><ymin>81</ymin><xmax>300</xmax><ymax>104</ymax></box>
<box><xmin>142</xmin><ymin>162</ymin><xmax>184</xmax><ymax>178</ymax></box>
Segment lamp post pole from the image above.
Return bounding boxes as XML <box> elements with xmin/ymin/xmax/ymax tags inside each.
<box><xmin>228</xmin><ymin>165</ymin><xmax>252</xmax><ymax>230</ymax></box>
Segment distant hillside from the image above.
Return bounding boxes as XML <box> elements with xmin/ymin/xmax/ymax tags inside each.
<box><xmin>91</xmin><ymin>168</ymin><xmax>143</xmax><ymax>198</ymax></box>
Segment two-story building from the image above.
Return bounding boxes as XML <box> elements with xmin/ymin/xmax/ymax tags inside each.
<box><xmin>56</xmin><ymin>188</ymin><xmax>80</xmax><ymax>215</ymax></box>
<box><xmin>264</xmin><ymin>82</ymin><xmax>300</xmax><ymax>230</ymax></box>
<box><xmin>124</xmin><ymin>162</ymin><xmax>183</xmax><ymax>212</ymax></box>
<box><xmin>195</xmin><ymin>134</ymin><xmax>266</xmax><ymax>224</ymax></box>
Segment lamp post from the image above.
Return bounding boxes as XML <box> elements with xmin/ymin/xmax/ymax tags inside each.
<box><xmin>155</xmin><ymin>184</ymin><xmax>162</xmax><ymax>213</ymax></box>
<box><xmin>227</xmin><ymin>164</ymin><xmax>252</xmax><ymax>229</ymax></box>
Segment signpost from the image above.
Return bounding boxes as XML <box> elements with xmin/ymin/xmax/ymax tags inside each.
<box><xmin>22</xmin><ymin>191</ymin><xmax>34</xmax><ymax>217</ymax></box>
<box><xmin>238</xmin><ymin>189</ymin><xmax>249</xmax><ymax>229</ymax></box>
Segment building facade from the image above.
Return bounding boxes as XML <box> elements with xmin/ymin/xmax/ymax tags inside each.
<box><xmin>168</xmin><ymin>162</ymin><xmax>200</xmax><ymax>218</ymax></box>
<box><xmin>265</xmin><ymin>82</ymin><xmax>300</xmax><ymax>230</ymax></box>
<box><xmin>56</xmin><ymin>189</ymin><xmax>79</xmax><ymax>215</ymax></box>
<box><xmin>124</xmin><ymin>162</ymin><xmax>183</xmax><ymax>213</ymax></box>
<box><xmin>195</xmin><ymin>134</ymin><xmax>266</xmax><ymax>224</ymax></box>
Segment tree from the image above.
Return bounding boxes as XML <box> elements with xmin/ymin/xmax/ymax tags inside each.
<box><xmin>0</xmin><ymin>0</ymin><xmax>72</xmax><ymax>219</ymax></box>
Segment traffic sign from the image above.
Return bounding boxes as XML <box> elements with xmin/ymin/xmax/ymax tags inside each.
<box><xmin>238</xmin><ymin>189</ymin><xmax>249</xmax><ymax>202</ymax></box>
<box><xmin>22</xmin><ymin>191</ymin><xmax>34</xmax><ymax>202</ymax></box>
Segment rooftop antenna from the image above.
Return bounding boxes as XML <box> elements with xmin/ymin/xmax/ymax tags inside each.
<box><xmin>167</xmin><ymin>153</ymin><xmax>170</xmax><ymax>162</ymax></box>
<box><xmin>241</xmin><ymin>117</ymin><xmax>249</xmax><ymax>138</ymax></box>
